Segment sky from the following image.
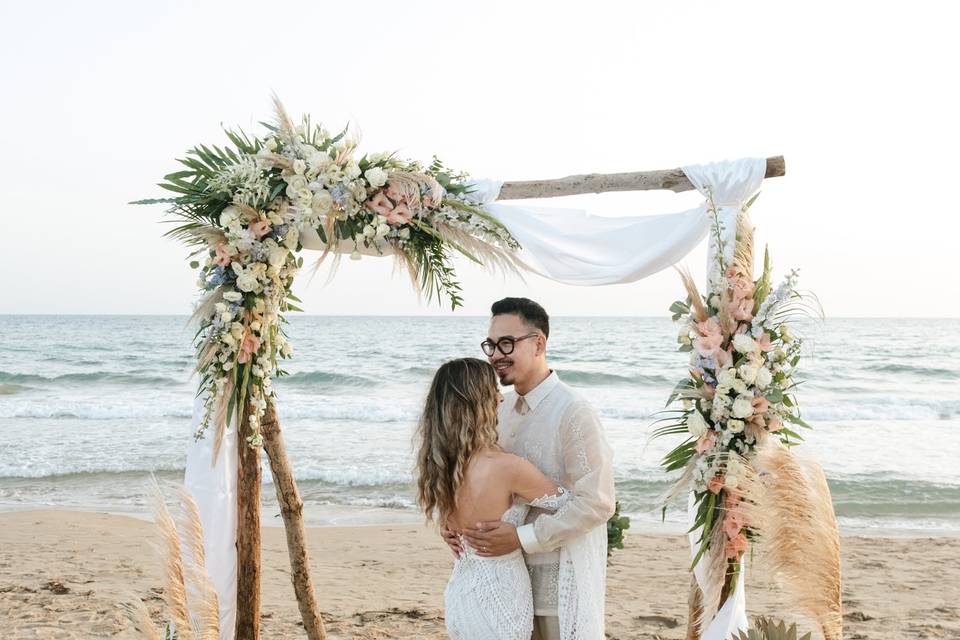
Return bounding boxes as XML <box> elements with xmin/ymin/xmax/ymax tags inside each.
<box><xmin>2</xmin><ymin>0</ymin><xmax>958</xmax><ymax>317</ymax></box>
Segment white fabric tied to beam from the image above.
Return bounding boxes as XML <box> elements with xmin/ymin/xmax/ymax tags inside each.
<box><xmin>465</xmin><ymin>158</ymin><xmax>765</xmax><ymax>287</ymax></box>
<box><xmin>184</xmin><ymin>395</ymin><xmax>238</xmax><ymax>640</ymax></box>
<box><xmin>184</xmin><ymin>157</ymin><xmax>765</xmax><ymax>640</ymax></box>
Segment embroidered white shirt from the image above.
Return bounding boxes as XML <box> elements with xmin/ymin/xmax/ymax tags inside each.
<box><xmin>498</xmin><ymin>370</ymin><xmax>615</xmax><ymax>617</ymax></box>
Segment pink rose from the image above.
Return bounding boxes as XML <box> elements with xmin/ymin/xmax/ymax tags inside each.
<box><xmin>366</xmin><ymin>192</ymin><xmax>394</xmax><ymax>217</ymax></box>
<box><xmin>724</xmin><ymin>532</ymin><xmax>749</xmax><ymax>559</ymax></box>
<box><xmin>386</xmin><ymin>203</ymin><xmax>413</xmax><ymax>225</ymax></box>
<box><xmin>708</xmin><ymin>475</ymin><xmax>725</xmax><ymax>495</ymax></box>
<box><xmin>214</xmin><ymin>244</ymin><xmax>232</xmax><ymax>267</ymax></box>
<box><xmin>249</xmin><ymin>220</ymin><xmax>272</xmax><ymax>239</ymax></box>
<box><xmin>237</xmin><ymin>332</ymin><xmax>261</xmax><ymax>364</ymax></box>
<box><xmin>696</xmin><ymin>430</ymin><xmax>716</xmax><ymax>455</ymax></box>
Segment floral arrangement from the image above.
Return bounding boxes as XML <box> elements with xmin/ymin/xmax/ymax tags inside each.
<box><xmin>655</xmin><ymin>192</ymin><xmax>820</xmax><ymax>588</ymax></box>
<box><xmin>135</xmin><ymin>98</ymin><xmax>522</xmax><ymax>449</ymax></box>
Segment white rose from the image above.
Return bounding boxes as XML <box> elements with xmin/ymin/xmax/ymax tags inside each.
<box><xmin>376</xmin><ymin>223</ymin><xmax>390</xmax><ymax>237</ymax></box>
<box><xmin>724</xmin><ymin>474</ymin><xmax>740</xmax><ymax>489</ymax></box>
<box><xmin>286</xmin><ymin>174</ymin><xmax>308</xmax><ymax>193</ymax></box>
<box><xmin>221</xmin><ymin>333</ymin><xmax>236</xmax><ymax>348</ymax></box>
<box><xmin>687</xmin><ymin>410</ymin><xmax>708</xmax><ymax>438</ymax></box>
<box><xmin>236</xmin><ymin>271</ymin><xmax>260</xmax><ymax>293</ymax></box>
<box><xmin>780</xmin><ymin>324</ymin><xmax>794</xmax><ymax>343</ymax></box>
<box><xmin>220</xmin><ymin>311</ymin><xmax>233</xmax><ymax>325</ymax></box>
<box><xmin>344</xmin><ymin>163</ymin><xmax>362</xmax><ymax>180</ymax></box>
<box><xmin>223</xmin><ymin>291</ymin><xmax>242</xmax><ymax>303</ymax></box>
<box><xmin>311</xmin><ymin>190</ymin><xmax>333</xmax><ymax>213</ymax></box>
<box><xmin>738</xmin><ymin>364</ymin><xmax>759</xmax><ymax>385</ymax></box>
<box><xmin>774</xmin><ymin>348</ymin><xmax>787</xmax><ymax>362</ymax></box>
<box><xmin>283</xmin><ymin>227</ymin><xmax>300</xmax><ymax>250</ymax></box>
<box><xmin>230</xmin><ymin>322</ymin><xmax>244</xmax><ymax>340</ymax></box>
<box><xmin>265</xmin><ymin>138</ymin><xmax>278</xmax><ymax>151</ymax></box>
<box><xmin>220</xmin><ymin>206</ymin><xmax>240</xmax><ymax>227</ymax></box>
<box><xmin>214</xmin><ymin>302</ymin><xmax>227</xmax><ymax>314</ymax></box>
<box><xmin>755</xmin><ymin>367</ymin><xmax>773</xmax><ymax>389</ymax></box>
<box><xmin>398</xmin><ymin>228</ymin><xmax>410</xmax><ymax>240</ymax></box>
<box><xmin>733</xmin><ymin>333</ymin><xmax>758</xmax><ymax>354</ymax></box>
<box><xmin>250</xmin><ymin>320</ymin><xmax>262</xmax><ymax>332</ymax></box>
<box><xmin>732</xmin><ymin>395</ymin><xmax>755</xmax><ymax>419</ymax></box>
<box><xmin>293</xmin><ymin>159</ymin><xmax>306</xmax><ymax>175</ymax></box>
<box><xmin>267</xmin><ymin>243</ymin><xmax>288</xmax><ymax>269</ymax></box>
<box><xmin>363</xmin><ymin>225</ymin><xmax>376</xmax><ymax>238</ymax></box>
<box><xmin>717</xmin><ymin>368</ymin><xmax>737</xmax><ymax>387</ymax></box>
<box><xmin>727</xmin><ymin>419</ymin><xmax>745</xmax><ymax>433</ymax></box>
<box><xmin>364</xmin><ymin>167</ymin><xmax>388</xmax><ymax>188</ymax></box>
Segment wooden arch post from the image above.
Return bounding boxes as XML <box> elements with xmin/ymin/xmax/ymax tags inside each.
<box><xmin>233</xmin><ymin>156</ymin><xmax>786</xmax><ymax>639</ymax></box>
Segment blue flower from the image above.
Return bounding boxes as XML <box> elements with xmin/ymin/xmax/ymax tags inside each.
<box><xmin>330</xmin><ymin>184</ymin><xmax>350</xmax><ymax>205</ymax></box>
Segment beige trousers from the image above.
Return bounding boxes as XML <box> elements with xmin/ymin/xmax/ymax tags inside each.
<box><xmin>532</xmin><ymin>615</ymin><xmax>561</xmax><ymax>640</ymax></box>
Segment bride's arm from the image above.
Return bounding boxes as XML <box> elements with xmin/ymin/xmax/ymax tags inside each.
<box><xmin>508</xmin><ymin>455</ymin><xmax>564</xmax><ymax>506</ymax></box>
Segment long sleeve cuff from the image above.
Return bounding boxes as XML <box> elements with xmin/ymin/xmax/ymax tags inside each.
<box><xmin>517</xmin><ymin>523</ymin><xmax>547</xmax><ymax>554</ymax></box>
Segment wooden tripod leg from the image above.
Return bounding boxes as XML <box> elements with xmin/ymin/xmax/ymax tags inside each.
<box><xmin>236</xmin><ymin>405</ymin><xmax>262</xmax><ymax>640</ymax></box>
<box><xmin>261</xmin><ymin>403</ymin><xmax>327</xmax><ymax>640</ymax></box>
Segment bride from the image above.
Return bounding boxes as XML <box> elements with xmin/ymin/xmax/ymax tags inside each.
<box><xmin>415</xmin><ymin>358</ymin><xmax>569</xmax><ymax>640</ymax></box>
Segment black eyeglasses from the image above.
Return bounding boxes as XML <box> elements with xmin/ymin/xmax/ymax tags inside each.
<box><xmin>481</xmin><ymin>333</ymin><xmax>539</xmax><ymax>357</ymax></box>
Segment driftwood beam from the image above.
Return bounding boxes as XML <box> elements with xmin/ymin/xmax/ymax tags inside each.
<box><xmin>497</xmin><ymin>155</ymin><xmax>785</xmax><ymax>200</ymax></box>
<box><xmin>236</xmin><ymin>406</ymin><xmax>262</xmax><ymax>640</ymax></box>
<box><xmin>261</xmin><ymin>403</ymin><xmax>327</xmax><ymax>640</ymax></box>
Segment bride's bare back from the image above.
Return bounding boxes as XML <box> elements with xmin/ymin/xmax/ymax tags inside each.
<box><xmin>446</xmin><ymin>449</ymin><xmax>559</xmax><ymax>532</ymax></box>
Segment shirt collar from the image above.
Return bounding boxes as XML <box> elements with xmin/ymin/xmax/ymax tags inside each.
<box><xmin>518</xmin><ymin>370</ymin><xmax>559</xmax><ymax>413</ymax></box>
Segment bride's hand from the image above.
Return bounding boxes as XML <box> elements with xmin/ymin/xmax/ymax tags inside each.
<box><xmin>440</xmin><ymin>525</ymin><xmax>463</xmax><ymax>558</ymax></box>
<box><xmin>462</xmin><ymin>521</ymin><xmax>520</xmax><ymax>557</ymax></box>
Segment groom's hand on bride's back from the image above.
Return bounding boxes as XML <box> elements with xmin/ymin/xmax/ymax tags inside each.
<box><xmin>462</xmin><ymin>521</ymin><xmax>520</xmax><ymax>557</ymax></box>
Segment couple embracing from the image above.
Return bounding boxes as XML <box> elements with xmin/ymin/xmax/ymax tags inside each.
<box><xmin>415</xmin><ymin>298</ymin><xmax>616</xmax><ymax>640</ymax></box>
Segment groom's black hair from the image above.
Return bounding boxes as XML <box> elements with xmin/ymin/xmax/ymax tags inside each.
<box><xmin>491</xmin><ymin>297</ymin><xmax>550</xmax><ymax>339</ymax></box>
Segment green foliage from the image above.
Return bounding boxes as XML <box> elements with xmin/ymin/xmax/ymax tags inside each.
<box><xmin>606</xmin><ymin>501</ymin><xmax>631</xmax><ymax>558</ymax></box>
<box><xmin>731</xmin><ymin>617</ymin><xmax>812</xmax><ymax>640</ymax></box>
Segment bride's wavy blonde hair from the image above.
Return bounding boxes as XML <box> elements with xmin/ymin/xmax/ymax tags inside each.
<box><xmin>415</xmin><ymin>358</ymin><xmax>500</xmax><ymax>525</ymax></box>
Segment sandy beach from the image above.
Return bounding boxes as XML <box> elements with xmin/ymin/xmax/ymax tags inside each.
<box><xmin>1</xmin><ymin>510</ymin><xmax>957</xmax><ymax>639</ymax></box>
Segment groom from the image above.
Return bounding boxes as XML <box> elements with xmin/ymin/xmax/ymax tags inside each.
<box><xmin>452</xmin><ymin>297</ymin><xmax>616</xmax><ymax>640</ymax></box>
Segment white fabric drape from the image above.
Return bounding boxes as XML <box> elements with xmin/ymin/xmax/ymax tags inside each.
<box><xmin>682</xmin><ymin>159</ymin><xmax>765</xmax><ymax>640</ymax></box>
<box><xmin>184</xmin><ymin>396</ymin><xmax>238</xmax><ymax>640</ymax></box>
<box><xmin>186</xmin><ymin>158</ymin><xmax>765</xmax><ymax>639</ymax></box>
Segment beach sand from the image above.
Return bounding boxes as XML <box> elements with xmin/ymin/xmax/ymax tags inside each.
<box><xmin>1</xmin><ymin>510</ymin><xmax>957</xmax><ymax>639</ymax></box>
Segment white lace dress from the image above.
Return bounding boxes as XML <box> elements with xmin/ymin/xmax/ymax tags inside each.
<box><xmin>444</xmin><ymin>492</ymin><xmax>570</xmax><ymax>640</ymax></box>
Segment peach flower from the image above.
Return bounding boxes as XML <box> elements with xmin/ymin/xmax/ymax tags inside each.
<box><xmin>723</xmin><ymin>510</ymin><xmax>744</xmax><ymax>540</ymax></box>
<box><xmin>708</xmin><ymin>475</ymin><xmax>725</xmax><ymax>495</ymax></box>
<box><xmin>696</xmin><ymin>430</ymin><xmax>717</xmax><ymax>455</ymax></box>
<box><xmin>767</xmin><ymin>418</ymin><xmax>784</xmax><ymax>432</ymax></box>
<box><xmin>214</xmin><ymin>244</ymin><xmax>232</xmax><ymax>267</ymax></box>
<box><xmin>751</xmin><ymin>396</ymin><xmax>770</xmax><ymax>415</ymax></box>
<box><xmin>385</xmin><ymin>182</ymin><xmax>405</xmax><ymax>203</ymax></box>
<box><xmin>237</xmin><ymin>332</ymin><xmax>261</xmax><ymax>364</ymax></box>
<box><xmin>249</xmin><ymin>220</ymin><xmax>272</xmax><ymax>239</ymax></box>
<box><xmin>724</xmin><ymin>532</ymin><xmax>749</xmax><ymax>559</ymax></box>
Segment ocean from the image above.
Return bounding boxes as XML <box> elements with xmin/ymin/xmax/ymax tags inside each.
<box><xmin>1</xmin><ymin>315</ymin><xmax>958</xmax><ymax>536</ymax></box>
